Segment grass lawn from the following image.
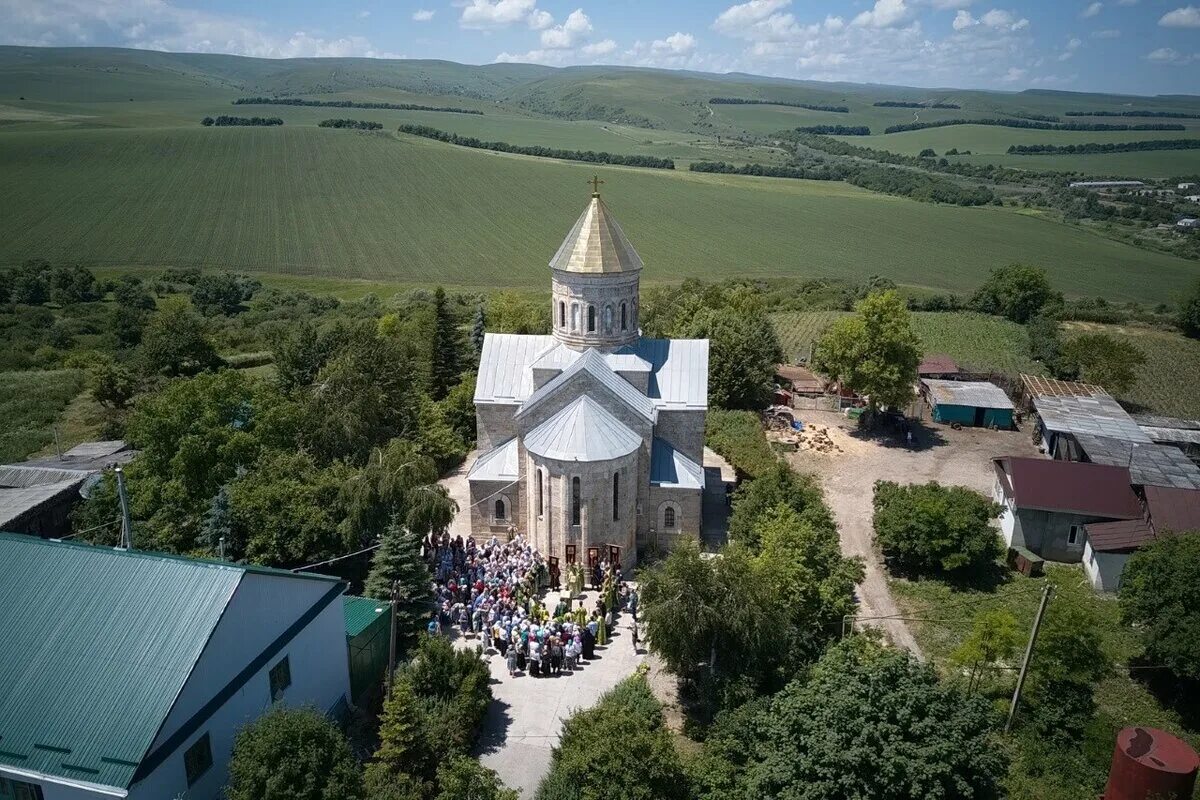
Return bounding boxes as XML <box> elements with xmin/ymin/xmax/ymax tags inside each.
<box><xmin>891</xmin><ymin>563</ymin><xmax>1200</xmax><ymax>799</ymax></box>
<box><xmin>0</xmin><ymin>369</ymin><xmax>86</xmax><ymax>462</ymax></box>
<box><xmin>2</xmin><ymin>126</ymin><xmax>1198</xmax><ymax>302</ymax></box>
<box><xmin>1065</xmin><ymin>321</ymin><xmax>1200</xmax><ymax>419</ymax></box>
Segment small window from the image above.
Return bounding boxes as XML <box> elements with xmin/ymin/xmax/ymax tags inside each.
<box><xmin>536</xmin><ymin>469</ymin><xmax>544</xmax><ymax>518</ymax></box>
<box><xmin>2</xmin><ymin>778</ymin><xmax>45</xmax><ymax>800</ymax></box>
<box><xmin>494</xmin><ymin>497</ymin><xmax>507</xmax><ymax>521</ymax></box>
<box><xmin>604</xmin><ymin>305</ymin><xmax>614</xmax><ymax>333</ymax></box>
<box><xmin>572</xmin><ymin>477</ymin><xmax>581</xmax><ymax>526</ymax></box>
<box><xmin>612</xmin><ymin>472</ymin><xmax>620</xmax><ymax>521</ymax></box>
<box><xmin>184</xmin><ymin>733</ymin><xmax>213</xmax><ymax>787</ymax></box>
<box><xmin>620</xmin><ymin>302</ymin><xmax>627</xmax><ymax>330</ymax></box>
<box><xmin>663</xmin><ymin>506</ymin><xmax>676</xmax><ymax>529</ymax></box>
<box><xmin>571</xmin><ymin>303</ymin><xmax>579</xmax><ymax>331</ymax></box>
<box><xmin>559</xmin><ymin>301</ymin><xmax>566</xmax><ymax>328</ymax></box>
<box><xmin>269</xmin><ymin>656</ymin><xmax>291</xmax><ymax>701</ymax></box>
<box><xmin>587</xmin><ymin>306</ymin><xmax>596</xmax><ymax>333</ymax></box>
<box><xmin>1068</xmin><ymin>525</ymin><xmax>1081</xmax><ymax>545</ymax></box>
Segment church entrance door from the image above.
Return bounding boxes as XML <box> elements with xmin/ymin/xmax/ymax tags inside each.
<box><xmin>565</xmin><ymin>545</ymin><xmax>577</xmax><ymax>565</ymax></box>
<box><xmin>608</xmin><ymin>545</ymin><xmax>621</xmax><ymax>570</ymax></box>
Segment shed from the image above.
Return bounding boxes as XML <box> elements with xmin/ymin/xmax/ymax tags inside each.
<box><xmin>922</xmin><ymin>379</ymin><xmax>1014</xmax><ymax>428</ymax></box>
<box><xmin>0</xmin><ymin>441</ymin><xmax>136</xmax><ymax>537</ymax></box>
<box><xmin>917</xmin><ymin>354</ymin><xmax>960</xmax><ymax>379</ymax></box>
<box><xmin>343</xmin><ymin>595</ymin><xmax>391</xmax><ymax>703</ymax></box>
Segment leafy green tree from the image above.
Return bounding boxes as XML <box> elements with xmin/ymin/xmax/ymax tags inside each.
<box><xmin>1026</xmin><ymin>314</ymin><xmax>1063</xmax><ymax>372</ymax></box>
<box><xmin>430</xmin><ymin>286</ymin><xmax>463</xmax><ymax>400</ymax></box>
<box><xmin>414</xmin><ymin>394</ymin><xmax>468</xmax><ymax>473</ymax></box>
<box><xmin>740</xmin><ymin>637</ymin><xmax>1007</xmax><ymax>800</ymax></box>
<box><xmin>1120</xmin><ymin>531</ymin><xmax>1200</xmax><ymax>680</ymax></box>
<box><xmin>200</xmin><ymin>483</ymin><xmax>235</xmax><ymax>557</ymax></box>
<box><xmin>873</xmin><ymin>481</ymin><xmax>1002</xmax><ymax>575</ymax></box>
<box><xmin>89</xmin><ymin>360</ymin><xmax>138</xmax><ymax>409</ymax></box>
<box><xmin>10</xmin><ymin>259</ymin><xmax>50</xmax><ymax>304</ymax></box>
<box><xmin>434</xmin><ymin>757</ymin><xmax>517</xmax><ymax>800</ymax></box>
<box><xmin>441</xmin><ymin>375</ymin><xmax>477</xmax><ymax>447</ymax></box>
<box><xmin>536</xmin><ymin>675</ymin><xmax>688</xmax><ymax>800</ymax></box>
<box><xmin>951</xmin><ymin>608</ymin><xmax>1020</xmax><ymax>693</ymax></box>
<box><xmin>272</xmin><ymin>319</ymin><xmax>338</xmax><ymax>391</ymax></box>
<box><xmin>191</xmin><ymin>272</ymin><xmax>246</xmax><ymax>316</ymax></box>
<box><xmin>112</xmin><ymin>274</ymin><xmax>156</xmax><ymax>310</ymax></box>
<box><xmin>470</xmin><ymin>304</ymin><xmax>487</xmax><ymax>353</ymax></box>
<box><xmin>1022</xmin><ymin>600</ymin><xmax>1110</xmax><ymax>740</ymax></box>
<box><xmin>971</xmin><ymin>264</ymin><xmax>1063</xmax><ymax>323</ymax></box>
<box><xmin>727</xmin><ymin>463</ymin><xmax>834</xmax><ymax>551</ymax></box>
<box><xmin>338</xmin><ymin>438</ymin><xmax>455</xmax><ymax>547</ymax></box>
<box><xmin>1060</xmin><ymin>332</ymin><xmax>1145</xmax><ymax>394</ymax></box>
<box><xmin>226</xmin><ymin>706</ymin><xmax>363</xmax><ymax>800</ymax></box>
<box><xmin>112</xmin><ymin>304</ymin><xmax>149</xmax><ymax>349</ymax></box>
<box><xmin>365</xmin><ymin>521</ymin><xmax>433</xmax><ymax>648</ymax></box>
<box><xmin>366</xmin><ymin>679</ymin><xmax>433</xmax><ymax>794</ymax></box>
<box><xmin>138</xmin><ymin>296</ymin><xmax>221</xmax><ymax>377</ymax></box>
<box><xmin>677</xmin><ymin>304</ymin><xmax>783</xmax><ymax>410</ymax></box>
<box><xmin>401</xmin><ymin>635</ymin><xmax>492</xmax><ymax>752</ymax></box>
<box><xmin>1179</xmin><ymin>279</ymin><xmax>1200</xmax><ymax>339</ymax></box>
<box><xmin>812</xmin><ymin>290</ymin><xmax>921</xmax><ymax>412</ymax></box>
<box><xmin>49</xmin><ymin>265</ymin><xmax>100</xmax><ymax>305</ymax></box>
<box><xmin>487</xmin><ymin>291</ymin><xmax>549</xmax><ymax>334</ymax></box>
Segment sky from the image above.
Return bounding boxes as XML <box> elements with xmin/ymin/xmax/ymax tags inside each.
<box><xmin>1</xmin><ymin>0</ymin><xmax>1198</xmax><ymax>95</ymax></box>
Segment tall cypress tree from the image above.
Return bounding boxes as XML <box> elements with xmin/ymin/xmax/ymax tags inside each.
<box><xmin>365</xmin><ymin>520</ymin><xmax>433</xmax><ymax>649</ymax></box>
<box><xmin>430</xmin><ymin>287</ymin><xmax>462</xmax><ymax>400</ymax></box>
<box><xmin>470</xmin><ymin>304</ymin><xmax>486</xmax><ymax>355</ymax></box>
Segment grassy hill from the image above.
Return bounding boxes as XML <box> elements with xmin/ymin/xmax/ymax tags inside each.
<box><xmin>2</xmin><ymin>125</ymin><xmax>1198</xmax><ymax>301</ymax></box>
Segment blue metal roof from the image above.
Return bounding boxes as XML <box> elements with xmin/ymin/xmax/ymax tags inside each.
<box><xmin>650</xmin><ymin>438</ymin><xmax>705</xmax><ymax>489</ymax></box>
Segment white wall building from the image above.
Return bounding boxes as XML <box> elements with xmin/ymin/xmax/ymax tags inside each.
<box><xmin>0</xmin><ymin>533</ymin><xmax>350</xmax><ymax>800</ymax></box>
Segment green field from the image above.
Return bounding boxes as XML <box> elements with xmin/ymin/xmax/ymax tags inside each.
<box><xmin>0</xmin><ymin>369</ymin><xmax>85</xmax><ymax>462</ymax></box>
<box><xmin>1065</xmin><ymin>322</ymin><xmax>1200</xmax><ymax>418</ymax></box>
<box><xmin>3</xmin><ymin>125</ymin><xmax>1198</xmax><ymax>300</ymax></box>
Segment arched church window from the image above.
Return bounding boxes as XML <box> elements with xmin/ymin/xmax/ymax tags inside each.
<box><xmin>603</xmin><ymin>305</ymin><xmax>613</xmax><ymax>333</ymax></box>
<box><xmin>571</xmin><ymin>303</ymin><xmax>579</xmax><ymax>332</ymax></box>
<box><xmin>620</xmin><ymin>302</ymin><xmax>627</xmax><ymax>331</ymax></box>
<box><xmin>494</xmin><ymin>497</ymin><xmax>507</xmax><ymax>521</ymax></box>
<box><xmin>537</xmin><ymin>469</ymin><xmax>544</xmax><ymax>517</ymax></box>
<box><xmin>587</xmin><ymin>306</ymin><xmax>596</xmax><ymax>333</ymax></box>
<box><xmin>663</xmin><ymin>505</ymin><xmax>676</xmax><ymax>530</ymax></box>
<box><xmin>559</xmin><ymin>301</ymin><xmax>566</xmax><ymax>328</ymax></box>
<box><xmin>571</xmin><ymin>477</ymin><xmax>581</xmax><ymax>525</ymax></box>
<box><xmin>612</xmin><ymin>472</ymin><xmax>620</xmax><ymax>521</ymax></box>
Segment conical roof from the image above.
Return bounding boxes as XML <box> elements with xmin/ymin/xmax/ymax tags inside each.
<box><xmin>524</xmin><ymin>395</ymin><xmax>642</xmax><ymax>462</ymax></box>
<box><xmin>549</xmin><ymin>194</ymin><xmax>644</xmax><ymax>274</ymax></box>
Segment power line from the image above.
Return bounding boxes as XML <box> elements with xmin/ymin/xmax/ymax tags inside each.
<box><xmin>291</xmin><ymin>543</ymin><xmax>382</xmax><ymax>572</ymax></box>
<box><xmin>55</xmin><ymin>517</ymin><xmax>122</xmax><ymax>541</ymax></box>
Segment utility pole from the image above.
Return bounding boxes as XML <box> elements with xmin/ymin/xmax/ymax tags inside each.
<box><xmin>385</xmin><ymin>579</ymin><xmax>399</xmax><ymax>699</ymax></box>
<box><xmin>115</xmin><ymin>466</ymin><xmax>133</xmax><ymax>550</ymax></box>
<box><xmin>1005</xmin><ymin>583</ymin><xmax>1052</xmax><ymax>734</ymax></box>
<box><xmin>218</xmin><ymin>536</ymin><xmax>226</xmax><ymax>561</ymax></box>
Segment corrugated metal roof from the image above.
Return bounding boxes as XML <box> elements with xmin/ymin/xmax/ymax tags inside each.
<box><xmin>1132</xmin><ymin>414</ymin><xmax>1200</xmax><ymax>431</ymax></box>
<box><xmin>1085</xmin><ymin>519</ymin><xmax>1155</xmax><ymax>552</ymax></box>
<box><xmin>1140</xmin><ymin>426</ymin><xmax>1200</xmax><ymax>446</ymax></box>
<box><xmin>923</xmin><ymin>379</ymin><xmax>1013</xmax><ymax>410</ymax></box>
<box><xmin>475</xmin><ymin>334</ymin><xmax>708</xmax><ymax>411</ymax></box>
<box><xmin>1035</xmin><ymin>394</ymin><xmax>1151</xmax><ymax>444</ymax></box>
<box><xmin>517</xmin><ymin>349</ymin><xmax>656</xmax><ymax>423</ymax></box>
<box><xmin>524</xmin><ymin>396</ymin><xmax>642</xmax><ymax>462</ymax></box>
<box><xmin>1074</xmin><ymin>435</ymin><xmax>1200</xmax><ymax>490</ymax></box>
<box><xmin>0</xmin><ymin>478</ymin><xmax>83</xmax><ymax>528</ymax></box>
<box><xmin>649</xmin><ymin>439</ymin><xmax>704</xmax><ymax>489</ymax></box>
<box><xmin>1145</xmin><ymin>485</ymin><xmax>1200</xmax><ymax>533</ymax></box>
<box><xmin>343</xmin><ymin>595</ymin><xmax>389</xmax><ymax>639</ymax></box>
<box><xmin>467</xmin><ymin>438</ymin><xmax>520</xmax><ymax>482</ymax></box>
<box><xmin>995</xmin><ymin>457</ymin><xmax>1141</xmax><ymax>519</ymax></box>
<box><xmin>20</xmin><ymin>441</ymin><xmax>135</xmax><ymax>472</ymax></box>
<box><xmin>549</xmin><ymin>195</ymin><xmax>644</xmax><ymax>275</ymax></box>
<box><xmin>0</xmin><ymin>533</ymin><xmax>340</xmax><ymax>789</ymax></box>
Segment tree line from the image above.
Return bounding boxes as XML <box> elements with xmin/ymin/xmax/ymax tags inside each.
<box><xmin>795</xmin><ymin>124</ymin><xmax>870</xmax><ymax>135</ymax></box>
<box><xmin>708</xmin><ymin>97</ymin><xmax>849</xmax><ymax>113</ymax></box>
<box><xmin>1008</xmin><ymin>138</ymin><xmax>1200</xmax><ymax>155</ymax></box>
<box><xmin>884</xmin><ymin>117</ymin><xmax>1187</xmax><ymax>134</ymax></box>
<box><xmin>1065</xmin><ymin>110</ymin><xmax>1200</xmax><ymax>119</ymax></box>
<box><xmin>689</xmin><ymin>161</ymin><xmax>842</xmax><ymax>180</ymax></box>
<box><xmin>201</xmin><ymin>116</ymin><xmax>283</xmax><ymax>126</ymax></box>
<box><xmin>396</xmin><ymin>124</ymin><xmax>676</xmax><ymax>169</ymax></box>
<box><xmin>874</xmin><ymin>100</ymin><xmax>961</xmax><ymax>109</ymax></box>
<box><xmin>318</xmin><ymin>118</ymin><xmax>384</xmax><ymax>130</ymax></box>
<box><xmin>234</xmin><ymin>97</ymin><xmax>483</xmax><ymax>115</ymax></box>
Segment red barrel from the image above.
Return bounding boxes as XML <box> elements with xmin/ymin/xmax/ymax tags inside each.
<box><xmin>1103</xmin><ymin>727</ymin><xmax>1199</xmax><ymax>800</ymax></box>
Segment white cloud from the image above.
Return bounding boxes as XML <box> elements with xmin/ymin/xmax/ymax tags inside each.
<box><xmin>460</xmin><ymin>0</ymin><xmax>537</xmax><ymax>29</ymax></box>
<box><xmin>527</xmin><ymin>9</ymin><xmax>554</xmax><ymax>30</ymax></box>
<box><xmin>651</xmin><ymin>31</ymin><xmax>697</xmax><ymax>54</ymax></box>
<box><xmin>1058</xmin><ymin>36</ymin><xmax>1081</xmax><ymax>60</ymax></box>
<box><xmin>0</xmin><ymin>0</ymin><xmax>401</xmax><ymax>57</ymax></box>
<box><xmin>952</xmin><ymin>10</ymin><xmax>975</xmax><ymax>29</ymax></box>
<box><xmin>713</xmin><ymin>0</ymin><xmax>791</xmax><ymax>32</ymax></box>
<box><xmin>1115</xmin><ymin>0</ymin><xmax>1137</xmax><ymax>4</ymax></box>
<box><xmin>852</xmin><ymin>0</ymin><xmax>913</xmax><ymax>28</ymax></box>
<box><xmin>539</xmin><ymin>8</ymin><xmax>591</xmax><ymax>49</ymax></box>
<box><xmin>1090</xmin><ymin>28</ymin><xmax>1121</xmax><ymax>38</ymax></box>
<box><xmin>412</xmin><ymin>9</ymin><xmax>434</xmax><ymax>22</ymax></box>
<box><xmin>929</xmin><ymin>0</ymin><xmax>974</xmax><ymax>8</ymax></box>
<box><xmin>1159</xmin><ymin>6</ymin><xmax>1200</xmax><ymax>27</ymax></box>
<box><xmin>581</xmin><ymin>38</ymin><xmax>616</xmax><ymax>55</ymax></box>
<box><xmin>1000</xmin><ymin>65</ymin><xmax>1027</xmax><ymax>81</ymax></box>
<box><xmin>357</xmin><ymin>10</ymin><xmax>370</xmax><ymax>19</ymax></box>
<box><xmin>953</xmin><ymin>8</ymin><xmax>1029</xmax><ymax>31</ymax></box>
<box><xmin>1080</xmin><ymin>2</ymin><xmax>1102</xmax><ymax>18</ymax></box>
<box><xmin>1145</xmin><ymin>46</ymin><xmax>1197</xmax><ymax>64</ymax></box>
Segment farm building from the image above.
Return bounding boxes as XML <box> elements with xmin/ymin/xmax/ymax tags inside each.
<box><xmin>343</xmin><ymin>595</ymin><xmax>391</xmax><ymax>704</ymax></box>
<box><xmin>1083</xmin><ymin>485</ymin><xmax>1200</xmax><ymax>591</ymax></box>
<box><xmin>1135</xmin><ymin>414</ymin><xmax>1200</xmax><ymax>465</ymax></box>
<box><xmin>993</xmin><ymin>456</ymin><xmax>1141</xmax><ymax>563</ymax></box>
<box><xmin>917</xmin><ymin>354</ymin><xmax>961</xmax><ymax>380</ymax></box>
<box><xmin>922</xmin><ymin>379</ymin><xmax>1014</xmax><ymax>428</ymax></box>
<box><xmin>0</xmin><ymin>534</ymin><xmax>351</xmax><ymax>800</ymax></box>
<box><xmin>0</xmin><ymin>441</ymin><xmax>135</xmax><ymax>537</ymax></box>
<box><xmin>1068</xmin><ymin>180</ymin><xmax>1145</xmax><ymax>189</ymax></box>
<box><xmin>775</xmin><ymin>363</ymin><xmax>825</xmax><ymax>395</ymax></box>
<box><xmin>1178</xmin><ymin>218</ymin><xmax>1200</xmax><ymax>230</ymax></box>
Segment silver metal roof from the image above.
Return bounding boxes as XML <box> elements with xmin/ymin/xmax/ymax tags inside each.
<box><xmin>1034</xmin><ymin>394</ymin><xmax>1152</xmax><ymax>443</ymax></box>
<box><xmin>1073</xmin><ymin>434</ymin><xmax>1200</xmax><ymax>490</ymax></box>
<box><xmin>1141</xmin><ymin>426</ymin><xmax>1200</xmax><ymax>446</ymax></box>
<box><xmin>466</xmin><ymin>438</ymin><xmax>519</xmax><ymax>482</ymax></box>
<box><xmin>922</xmin><ymin>379</ymin><xmax>1013</xmax><ymax>410</ymax></box>
<box><xmin>518</xmin><ymin>348</ymin><xmax>655</xmax><ymax>422</ymax></box>
<box><xmin>524</xmin><ymin>396</ymin><xmax>642</xmax><ymax>462</ymax></box>
<box><xmin>476</xmin><ymin>333</ymin><xmax>708</xmax><ymax>411</ymax></box>
<box><xmin>649</xmin><ymin>438</ymin><xmax>704</xmax><ymax>490</ymax></box>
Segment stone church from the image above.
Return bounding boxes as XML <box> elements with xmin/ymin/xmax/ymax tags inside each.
<box><xmin>468</xmin><ymin>184</ymin><xmax>709</xmax><ymax>570</ymax></box>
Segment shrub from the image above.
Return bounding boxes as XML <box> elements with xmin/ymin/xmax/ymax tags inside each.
<box><xmin>225</xmin><ymin>706</ymin><xmax>362</xmax><ymax>800</ymax></box>
<box><xmin>873</xmin><ymin>480</ymin><xmax>1001</xmax><ymax>575</ymax></box>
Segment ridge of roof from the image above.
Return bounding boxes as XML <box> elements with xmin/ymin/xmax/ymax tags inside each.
<box><xmin>515</xmin><ymin>348</ymin><xmax>655</xmax><ymax>422</ymax></box>
<box><xmin>549</xmin><ymin>195</ymin><xmax>644</xmax><ymax>275</ymax></box>
<box><xmin>524</xmin><ymin>395</ymin><xmax>643</xmax><ymax>462</ymax></box>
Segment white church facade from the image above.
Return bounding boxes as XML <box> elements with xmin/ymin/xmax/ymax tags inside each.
<box><xmin>468</xmin><ymin>184</ymin><xmax>709</xmax><ymax>570</ymax></box>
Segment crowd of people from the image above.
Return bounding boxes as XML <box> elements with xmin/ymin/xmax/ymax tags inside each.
<box><xmin>423</xmin><ymin>533</ymin><xmax>640</xmax><ymax>679</ymax></box>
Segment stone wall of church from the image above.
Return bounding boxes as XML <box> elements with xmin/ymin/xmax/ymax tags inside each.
<box><xmin>468</xmin><ymin>478</ymin><xmax>520</xmax><ymax>536</ymax></box>
<box><xmin>653</xmin><ymin>409</ymin><xmax>707</xmax><ymax>465</ymax></box>
<box><xmin>551</xmin><ymin>270</ymin><xmax>640</xmax><ymax>349</ymax></box>
<box><xmin>476</xmin><ymin>403</ymin><xmax>518</xmax><ymax>452</ymax></box>
<box><xmin>643</xmin><ymin>486</ymin><xmax>703</xmax><ymax>554</ymax></box>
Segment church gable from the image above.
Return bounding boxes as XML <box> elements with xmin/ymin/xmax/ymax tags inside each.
<box><xmin>516</xmin><ymin>349</ymin><xmax>655</xmax><ymax>427</ymax></box>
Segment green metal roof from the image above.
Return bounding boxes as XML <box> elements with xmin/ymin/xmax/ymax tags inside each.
<box><xmin>343</xmin><ymin>595</ymin><xmax>389</xmax><ymax>639</ymax></box>
<box><xmin>0</xmin><ymin>533</ymin><xmax>337</xmax><ymax>790</ymax></box>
